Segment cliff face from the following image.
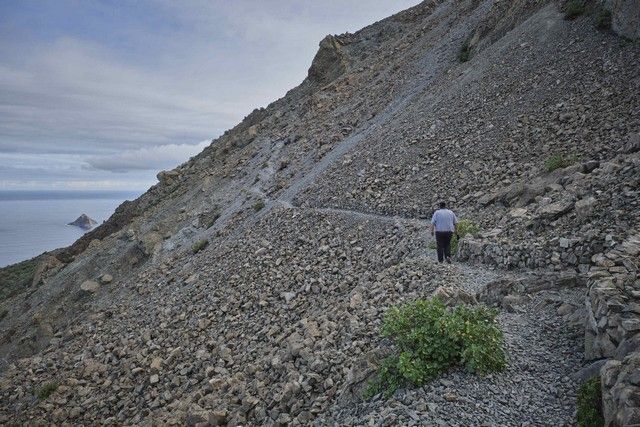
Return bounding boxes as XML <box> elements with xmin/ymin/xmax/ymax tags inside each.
<box><xmin>1</xmin><ymin>0</ymin><xmax>639</xmax><ymax>425</ymax></box>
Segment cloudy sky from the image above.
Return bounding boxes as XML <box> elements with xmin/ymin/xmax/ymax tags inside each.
<box><xmin>0</xmin><ymin>0</ymin><xmax>418</xmax><ymax>191</ymax></box>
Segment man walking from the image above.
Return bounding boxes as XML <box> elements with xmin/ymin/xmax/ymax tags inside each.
<box><xmin>430</xmin><ymin>201</ymin><xmax>458</xmax><ymax>263</ymax></box>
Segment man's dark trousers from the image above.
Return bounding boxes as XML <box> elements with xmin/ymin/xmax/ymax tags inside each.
<box><xmin>435</xmin><ymin>231</ymin><xmax>453</xmax><ymax>262</ymax></box>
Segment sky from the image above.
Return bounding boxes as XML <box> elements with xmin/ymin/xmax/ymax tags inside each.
<box><xmin>0</xmin><ymin>0</ymin><xmax>419</xmax><ymax>191</ymax></box>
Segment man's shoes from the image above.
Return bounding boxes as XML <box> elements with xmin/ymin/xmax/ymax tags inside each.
<box><xmin>445</xmin><ymin>257</ymin><xmax>452</xmax><ymax>264</ymax></box>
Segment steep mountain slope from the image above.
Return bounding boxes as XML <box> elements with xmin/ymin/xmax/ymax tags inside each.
<box><xmin>0</xmin><ymin>0</ymin><xmax>639</xmax><ymax>425</ymax></box>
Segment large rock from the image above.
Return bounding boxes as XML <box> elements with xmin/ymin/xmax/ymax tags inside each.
<box><xmin>432</xmin><ymin>286</ymin><xmax>477</xmax><ymax>306</ymax></box>
<box><xmin>535</xmin><ymin>199</ymin><xmax>574</xmax><ymax>220</ymax></box>
<box><xmin>157</xmin><ymin>169</ymin><xmax>180</xmax><ymax>185</ymax></box>
<box><xmin>307</xmin><ymin>35</ymin><xmax>351</xmax><ymax>85</ymax></box>
<box><xmin>575</xmin><ymin>197</ymin><xmax>597</xmax><ymax>220</ymax></box>
<box><xmin>80</xmin><ymin>280</ymin><xmax>100</xmax><ymax>293</ymax></box>
<box><xmin>67</xmin><ymin>214</ymin><xmax>97</xmax><ymax>230</ymax></box>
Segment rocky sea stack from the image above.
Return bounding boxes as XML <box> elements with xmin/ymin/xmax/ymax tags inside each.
<box><xmin>67</xmin><ymin>214</ymin><xmax>97</xmax><ymax>230</ymax></box>
<box><xmin>0</xmin><ymin>1</ymin><xmax>639</xmax><ymax>425</ymax></box>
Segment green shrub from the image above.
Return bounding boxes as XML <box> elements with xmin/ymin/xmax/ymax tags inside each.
<box><xmin>192</xmin><ymin>239</ymin><xmax>209</xmax><ymax>254</ymax></box>
<box><xmin>459</xmin><ymin>39</ymin><xmax>471</xmax><ymax>62</ymax></box>
<box><xmin>565</xmin><ymin>0</ymin><xmax>586</xmax><ymax>20</ymax></box>
<box><xmin>253</xmin><ymin>200</ymin><xmax>265</xmax><ymax>212</ymax></box>
<box><xmin>595</xmin><ymin>9</ymin><xmax>611</xmax><ymax>30</ymax></box>
<box><xmin>0</xmin><ymin>258</ymin><xmax>38</xmax><ymax>302</ymax></box>
<box><xmin>452</xmin><ymin>219</ymin><xmax>480</xmax><ymax>253</ymax></box>
<box><xmin>37</xmin><ymin>381</ymin><xmax>59</xmax><ymax>399</ymax></box>
<box><xmin>427</xmin><ymin>219</ymin><xmax>479</xmax><ymax>254</ymax></box>
<box><xmin>577</xmin><ymin>377</ymin><xmax>604</xmax><ymax>427</ymax></box>
<box><xmin>364</xmin><ymin>298</ymin><xmax>505</xmax><ymax>398</ymax></box>
<box><xmin>204</xmin><ymin>212</ymin><xmax>221</xmax><ymax>229</ymax></box>
<box><xmin>545</xmin><ymin>153</ymin><xmax>578</xmax><ymax>172</ymax></box>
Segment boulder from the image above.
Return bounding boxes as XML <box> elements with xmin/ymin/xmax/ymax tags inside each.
<box><xmin>432</xmin><ymin>286</ymin><xmax>477</xmax><ymax>306</ymax></box>
<box><xmin>157</xmin><ymin>169</ymin><xmax>180</xmax><ymax>185</ymax></box>
<box><xmin>308</xmin><ymin>35</ymin><xmax>351</xmax><ymax>85</ymax></box>
<box><xmin>99</xmin><ymin>274</ymin><xmax>113</xmax><ymax>284</ymax></box>
<box><xmin>575</xmin><ymin>197</ymin><xmax>596</xmax><ymax>220</ymax></box>
<box><xmin>140</xmin><ymin>232</ymin><xmax>163</xmax><ymax>256</ymax></box>
<box><xmin>535</xmin><ymin>199</ymin><xmax>574</xmax><ymax>220</ymax></box>
<box><xmin>80</xmin><ymin>280</ymin><xmax>100</xmax><ymax>293</ymax></box>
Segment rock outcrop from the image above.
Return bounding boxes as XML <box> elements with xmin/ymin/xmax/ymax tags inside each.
<box><xmin>67</xmin><ymin>214</ymin><xmax>97</xmax><ymax>230</ymax></box>
<box><xmin>307</xmin><ymin>35</ymin><xmax>351</xmax><ymax>85</ymax></box>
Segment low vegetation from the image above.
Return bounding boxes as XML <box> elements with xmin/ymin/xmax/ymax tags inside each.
<box><xmin>564</xmin><ymin>0</ymin><xmax>586</xmax><ymax>20</ymax></box>
<box><xmin>545</xmin><ymin>153</ymin><xmax>579</xmax><ymax>172</ymax></box>
<box><xmin>191</xmin><ymin>239</ymin><xmax>209</xmax><ymax>254</ymax></box>
<box><xmin>36</xmin><ymin>382</ymin><xmax>59</xmax><ymax>399</ymax></box>
<box><xmin>577</xmin><ymin>377</ymin><xmax>604</xmax><ymax>427</ymax></box>
<box><xmin>0</xmin><ymin>258</ymin><xmax>39</xmax><ymax>302</ymax></box>
<box><xmin>459</xmin><ymin>39</ymin><xmax>471</xmax><ymax>62</ymax></box>
<box><xmin>364</xmin><ymin>298</ymin><xmax>506</xmax><ymax>398</ymax></box>
<box><xmin>0</xmin><ymin>307</ymin><xmax>7</xmax><ymax>321</ymax></box>
<box><xmin>253</xmin><ymin>200</ymin><xmax>265</xmax><ymax>212</ymax></box>
<box><xmin>451</xmin><ymin>219</ymin><xmax>480</xmax><ymax>253</ymax></box>
<box><xmin>203</xmin><ymin>211</ymin><xmax>221</xmax><ymax>229</ymax></box>
<box><xmin>427</xmin><ymin>219</ymin><xmax>479</xmax><ymax>253</ymax></box>
<box><xmin>595</xmin><ymin>8</ymin><xmax>612</xmax><ymax>30</ymax></box>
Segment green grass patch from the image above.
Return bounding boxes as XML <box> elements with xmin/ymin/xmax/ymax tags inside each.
<box><xmin>0</xmin><ymin>258</ymin><xmax>39</xmax><ymax>302</ymax></box>
<box><xmin>253</xmin><ymin>200</ymin><xmax>265</xmax><ymax>212</ymax></box>
<box><xmin>191</xmin><ymin>239</ymin><xmax>209</xmax><ymax>254</ymax></box>
<box><xmin>564</xmin><ymin>0</ymin><xmax>586</xmax><ymax>20</ymax></box>
<box><xmin>364</xmin><ymin>298</ymin><xmax>505</xmax><ymax>398</ymax></box>
<box><xmin>545</xmin><ymin>153</ymin><xmax>579</xmax><ymax>172</ymax></box>
<box><xmin>577</xmin><ymin>377</ymin><xmax>604</xmax><ymax>427</ymax></box>
<box><xmin>37</xmin><ymin>381</ymin><xmax>59</xmax><ymax>399</ymax></box>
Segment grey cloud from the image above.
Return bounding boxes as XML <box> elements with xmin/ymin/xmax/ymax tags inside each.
<box><xmin>0</xmin><ymin>1</ymin><xmax>419</xmax><ymax>189</ymax></box>
<box><xmin>85</xmin><ymin>140</ymin><xmax>210</xmax><ymax>172</ymax></box>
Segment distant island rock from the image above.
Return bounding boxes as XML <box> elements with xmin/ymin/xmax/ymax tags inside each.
<box><xmin>68</xmin><ymin>214</ymin><xmax>97</xmax><ymax>230</ymax></box>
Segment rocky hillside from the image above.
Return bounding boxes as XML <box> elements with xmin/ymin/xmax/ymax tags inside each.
<box><xmin>0</xmin><ymin>0</ymin><xmax>639</xmax><ymax>425</ymax></box>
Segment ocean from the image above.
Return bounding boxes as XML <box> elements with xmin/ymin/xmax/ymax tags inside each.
<box><xmin>0</xmin><ymin>191</ymin><xmax>142</xmax><ymax>268</ymax></box>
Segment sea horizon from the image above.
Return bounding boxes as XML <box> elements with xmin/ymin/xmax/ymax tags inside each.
<box><xmin>0</xmin><ymin>189</ymin><xmax>144</xmax><ymax>201</ymax></box>
<box><xmin>0</xmin><ymin>189</ymin><xmax>143</xmax><ymax>268</ymax></box>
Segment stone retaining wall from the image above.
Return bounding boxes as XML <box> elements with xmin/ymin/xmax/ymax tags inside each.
<box><xmin>585</xmin><ymin>233</ymin><xmax>640</xmax><ymax>426</ymax></box>
<box><xmin>460</xmin><ymin>231</ymin><xmax>639</xmax><ymax>425</ymax></box>
<box><xmin>457</xmin><ymin>232</ymin><xmax>612</xmax><ymax>273</ymax></box>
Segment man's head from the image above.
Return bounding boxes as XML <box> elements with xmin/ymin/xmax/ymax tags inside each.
<box><xmin>439</xmin><ymin>201</ymin><xmax>446</xmax><ymax>209</ymax></box>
